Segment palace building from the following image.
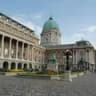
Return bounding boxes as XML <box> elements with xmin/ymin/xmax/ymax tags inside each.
<box><xmin>0</xmin><ymin>13</ymin><xmax>95</xmax><ymax>72</ymax></box>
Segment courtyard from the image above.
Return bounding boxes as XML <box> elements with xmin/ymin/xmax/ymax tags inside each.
<box><xmin>0</xmin><ymin>72</ymin><xmax>95</xmax><ymax>96</ymax></box>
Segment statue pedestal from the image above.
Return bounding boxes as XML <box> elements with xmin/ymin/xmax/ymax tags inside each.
<box><xmin>47</xmin><ymin>64</ymin><xmax>58</xmax><ymax>72</ymax></box>
<box><xmin>65</xmin><ymin>71</ymin><xmax>72</xmax><ymax>82</ymax></box>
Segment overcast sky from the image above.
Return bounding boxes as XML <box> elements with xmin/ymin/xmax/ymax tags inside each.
<box><xmin>0</xmin><ymin>0</ymin><xmax>96</xmax><ymax>47</ymax></box>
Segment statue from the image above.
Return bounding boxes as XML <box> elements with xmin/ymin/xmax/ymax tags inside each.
<box><xmin>49</xmin><ymin>53</ymin><xmax>57</xmax><ymax>64</ymax></box>
<box><xmin>47</xmin><ymin>53</ymin><xmax>58</xmax><ymax>72</ymax></box>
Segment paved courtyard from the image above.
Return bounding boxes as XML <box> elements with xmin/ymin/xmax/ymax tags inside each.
<box><xmin>0</xmin><ymin>72</ymin><xmax>96</xmax><ymax>96</ymax></box>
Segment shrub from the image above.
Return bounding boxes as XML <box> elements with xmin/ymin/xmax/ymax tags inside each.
<box><xmin>36</xmin><ymin>70</ymin><xmax>48</xmax><ymax>74</ymax></box>
<box><xmin>8</xmin><ymin>69</ymin><xmax>24</xmax><ymax>72</ymax></box>
<box><xmin>47</xmin><ymin>70</ymin><xmax>57</xmax><ymax>75</ymax></box>
<box><xmin>0</xmin><ymin>68</ymin><xmax>9</xmax><ymax>72</ymax></box>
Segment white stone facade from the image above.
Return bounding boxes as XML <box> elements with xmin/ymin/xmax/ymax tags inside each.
<box><xmin>41</xmin><ymin>29</ymin><xmax>61</xmax><ymax>46</ymax></box>
<box><xmin>0</xmin><ymin>13</ymin><xmax>95</xmax><ymax>72</ymax></box>
<box><xmin>0</xmin><ymin>13</ymin><xmax>45</xmax><ymax>71</ymax></box>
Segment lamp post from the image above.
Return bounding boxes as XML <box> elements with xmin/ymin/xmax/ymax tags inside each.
<box><xmin>65</xmin><ymin>50</ymin><xmax>71</xmax><ymax>71</ymax></box>
<box><xmin>65</xmin><ymin>50</ymin><xmax>72</xmax><ymax>82</ymax></box>
<box><xmin>86</xmin><ymin>49</ymin><xmax>89</xmax><ymax>71</ymax></box>
<box><xmin>63</xmin><ymin>56</ymin><xmax>66</xmax><ymax>72</ymax></box>
<box><xmin>69</xmin><ymin>55</ymin><xmax>72</xmax><ymax>70</ymax></box>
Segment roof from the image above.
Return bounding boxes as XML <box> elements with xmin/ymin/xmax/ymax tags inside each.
<box><xmin>44</xmin><ymin>44</ymin><xmax>75</xmax><ymax>49</ymax></box>
<box><xmin>44</xmin><ymin>42</ymin><xmax>93</xmax><ymax>50</ymax></box>
<box><xmin>42</xmin><ymin>17</ymin><xmax>59</xmax><ymax>32</ymax></box>
<box><xmin>0</xmin><ymin>12</ymin><xmax>40</xmax><ymax>40</ymax></box>
<box><xmin>76</xmin><ymin>40</ymin><xmax>92</xmax><ymax>46</ymax></box>
<box><xmin>0</xmin><ymin>13</ymin><xmax>34</xmax><ymax>33</ymax></box>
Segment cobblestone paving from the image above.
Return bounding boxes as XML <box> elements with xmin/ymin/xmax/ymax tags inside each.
<box><xmin>0</xmin><ymin>73</ymin><xmax>96</xmax><ymax>96</ymax></box>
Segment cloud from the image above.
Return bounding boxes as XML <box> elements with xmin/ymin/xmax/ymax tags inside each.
<box><xmin>33</xmin><ymin>13</ymin><xmax>43</xmax><ymax>19</ymax></box>
<box><xmin>83</xmin><ymin>25</ymin><xmax>96</xmax><ymax>32</ymax></box>
<box><xmin>63</xmin><ymin>33</ymin><xmax>85</xmax><ymax>44</ymax></box>
<box><xmin>12</xmin><ymin>15</ymin><xmax>42</xmax><ymax>37</ymax></box>
<box><xmin>63</xmin><ymin>25</ymin><xmax>96</xmax><ymax>48</ymax></box>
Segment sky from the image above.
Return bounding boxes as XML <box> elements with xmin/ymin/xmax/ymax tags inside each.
<box><xmin>0</xmin><ymin>0</ymin><xmax>96</xmax><ymax>47</ymax></box>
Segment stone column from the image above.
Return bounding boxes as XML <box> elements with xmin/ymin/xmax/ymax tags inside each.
<box><xmin>8</xmin><ymin>63</ymin><xmax>11</xmax><ymax>70</ymax></box>
<box><xmin>75</xmin><ymin>50</ymin><xmax>77</xmax><ymax>64</ymax></box>
<box><xmin>1</xmin><ymin>35</ymin><xmax>4</xmax><ymax>58</ymax></box>
<box><xmin>32</xmin><ymin>47</ymin><xmax>34</xmax><ymax>66</ymax></box>
<box><xmin>43</xmin><ymin>53</ymin><xmax>44</xmax><ymax>64</ymax></box>
<box><xmin>27</xmin><ymin>63</ymin><xmax>29</xmax><ymax>69</ymax></box>
<box><xmin>32</xmin><ymin>46</ymin><xmax>33</xmax><ymax>61</ymax></box>
<box><xmin>29</xmin><ymin>45</ymin><xmax>32</xmax><ymax>61</ymax></box>
<box><xmin>86</xmin><ymin>49</ymin><xmax>89</xmax><ymax>70</ymax></box>
<box><xmin>9</xmin><ymin>38</ymin><xmax>12</xmax><ymax>59</ymax></box>
<box><xmin>16</xmin><ymin>41</ymin><xmax>18</xmax><ymax>59</ymax></box>
<box><xmin>22</xmin><ymin>42</ymin><xmax>24</xmax><ymax>60</ymax></box>
<box><xmin>15</xmin><ymin>63</ymin><xmax>18</xmax><ymax>69</ymax></box>
<box><xmin>27</xmin><ymin>44</ymin><xmax>29</xmax><ymax>60</ymax></box>
<box><xmin>73</xmin><ymin>50</ymin><xmax>74</xmax><ymax>64</ymax></box>
<box><xmin>0</xmin><ymin>61</ymin><xmax>3</xmax><ymax>69</ymax></box>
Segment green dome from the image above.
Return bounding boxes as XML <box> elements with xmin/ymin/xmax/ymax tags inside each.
<box><xmin>43</xmin><ymin>17</ymin><xmax>59</xmax><ymax>32</ymax></box>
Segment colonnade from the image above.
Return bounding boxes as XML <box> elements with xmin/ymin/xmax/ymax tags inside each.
<box><xmin>0</xmin><ymin>34</ymin><xmax>32</xmax><ymax>70</ymax></box>
<box><xmin>0</xmin><ymin>34</ymin><xmax>32</xmax><ymax>60</ymax></box>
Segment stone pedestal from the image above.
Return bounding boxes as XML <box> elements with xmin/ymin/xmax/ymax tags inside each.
<box><xmin>47</xmin><ymin>64</ymin><xmax>58</xmax><ymax>72</ymax></box>
<box><xmin>64</xmin><ymin>71</ymin><xmax>72</xmax><ymax>82</ymax></box>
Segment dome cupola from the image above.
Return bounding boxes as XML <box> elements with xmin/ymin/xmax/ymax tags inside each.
<box><xmin>43</xmin><ymin>17</ymin><xmax>59</xmax><ymax>32</ymax></box>
<box><xmin>41</xmin><ymin>17</ymin><xmax>61</xmax><ymax>46</ymax></box>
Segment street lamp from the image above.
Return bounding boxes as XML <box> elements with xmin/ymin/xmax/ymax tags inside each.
<box><xmin>63</xmin><ymin>56</ymin><xmax>66</xmax><ymax>72</ymax></box>
<box><xmin>65</xmin><ymin>50</ymin><xmax>72</xmax><ymax>82</ymax></box>
<box><xmin>65</xmin><ymin>50</ymin><xmax>72</xmax><ymax>71</ymax></box>
<box><xmin>86</xmin><ymin>49</ymin><xmax>89</xmax><ymax>71</ymax></box>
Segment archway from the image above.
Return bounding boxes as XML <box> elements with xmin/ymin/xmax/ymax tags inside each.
<box><xmin>11</xmin><ymin>62</ymin><xmax>16</xmax><ymax>69</ymax></box>
<box><xmin>18</xmin><ymin>63</ymin><xmax>22</xmax><ymax>69</ymax></box>
<box><xmin>3</xmin><ymin>61</ymin><xmax>8</xmax><ymax>70</ymax></box>
<box><xmin>23</xmin><ymin>63</ymin><xmax>27</xmax><ymax>69</ymax></box>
